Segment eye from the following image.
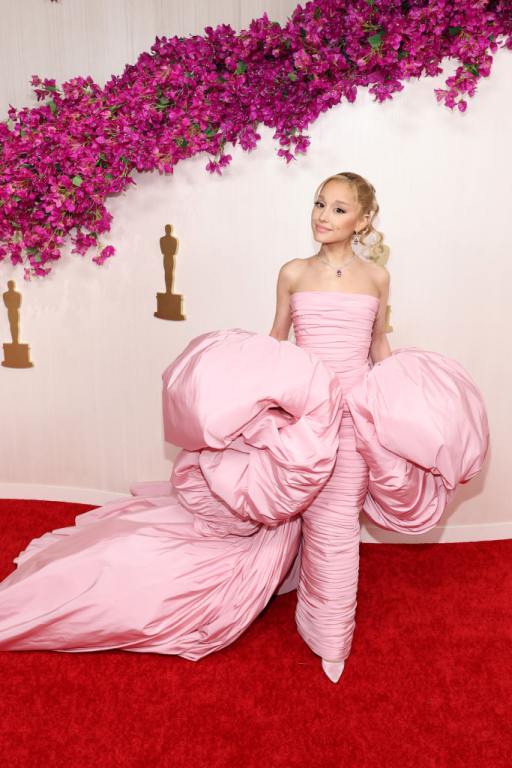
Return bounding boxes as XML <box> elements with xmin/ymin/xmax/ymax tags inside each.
<box><xmin>314</xmin><ymin>201</ymin><xmax>345</xmax><ymax>214</ymax></box>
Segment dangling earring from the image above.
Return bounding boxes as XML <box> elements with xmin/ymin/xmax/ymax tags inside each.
<box><xmin>353</xmin><ymin>230</ymin><xmax>360</xmax><ymax>246</ymax></box>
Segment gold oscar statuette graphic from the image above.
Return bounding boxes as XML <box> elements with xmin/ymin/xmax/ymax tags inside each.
<box><xmin>154</xmin><ymin>224</ymin><xmax>186</xmax><ymax>321</ymax></box>
<box><xmin>2</xmin><ymin>280</ymin><xmax>34</xmax><ymax>368</ymax></box>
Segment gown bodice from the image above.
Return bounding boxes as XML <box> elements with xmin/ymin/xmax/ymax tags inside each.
<box><xmin>290</xmin><ymin>290</ymin><xmax>379</xmax><ymax>390</ymax></box>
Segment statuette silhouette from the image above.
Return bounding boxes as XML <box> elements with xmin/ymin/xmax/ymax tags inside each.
<box><xmin>2</xmin><ymin>280</ymin><xmax>34</xmax><ymax>368</ymax></box>
<box><xmin>154</xmin><ymin>224</ymin><xmax>186</xmax><ymax>321</ymax></box>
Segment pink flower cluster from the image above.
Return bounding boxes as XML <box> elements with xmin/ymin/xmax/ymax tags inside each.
<box><xmin>0</xmin><ymin>0</ymin><xmax>510</xmax><ymax>279</ymax></box>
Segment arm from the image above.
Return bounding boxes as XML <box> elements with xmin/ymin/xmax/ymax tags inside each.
<box><xmin>269</xmin><ymin>261</ymin><xmax>296</xmax><ymax>340</ymax></box>
<box><xmin>369</xmin><ymin>265</ymin><xmax>393</xmax><ymax>364</ymax></box>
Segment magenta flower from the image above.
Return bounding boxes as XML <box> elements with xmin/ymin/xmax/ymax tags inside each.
<box><xmin>92</xmin><ymin>245</ymin><xmax>115</xmax><ymax>265</ymax></box>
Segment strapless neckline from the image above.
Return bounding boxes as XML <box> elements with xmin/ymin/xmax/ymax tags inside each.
<box><xmin>291</xmin><ymin>290</ymin><xmax>379</xmax><ymax>303</ymax></box>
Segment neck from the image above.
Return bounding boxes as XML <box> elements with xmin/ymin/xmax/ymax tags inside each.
<box><xmin>318</xmin><ymin>245</ymin><xmax>357</xmax><ymax>265</ymax></box>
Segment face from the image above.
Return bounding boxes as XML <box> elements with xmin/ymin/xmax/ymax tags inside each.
<box><xmin>311</xmin><ymin>179</ymin><xmax>369</xmax><ymax>244</ymax></box>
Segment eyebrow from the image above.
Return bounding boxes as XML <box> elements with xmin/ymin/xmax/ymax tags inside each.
<box><xmin>317</xmin><ymin>195</ymin><xmax>351</xmax><ymax>206</ymax></box>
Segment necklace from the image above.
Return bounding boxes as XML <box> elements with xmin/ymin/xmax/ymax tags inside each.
<box><xmin>317</xmin><ymin>251</ymin><xmax>357</xmax><ymax>278</ymax></box>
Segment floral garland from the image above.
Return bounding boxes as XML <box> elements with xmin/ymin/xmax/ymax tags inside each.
<box><xmin>1</xmin><ymin>0</ymin><xmax>510</xmax><ymax>280</ymax></box>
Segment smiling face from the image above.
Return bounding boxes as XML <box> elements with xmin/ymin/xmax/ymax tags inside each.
<box><xmin>311</xmin><ymin>179</ymin><xmax>370</xmax><ymax>245</ymax></box>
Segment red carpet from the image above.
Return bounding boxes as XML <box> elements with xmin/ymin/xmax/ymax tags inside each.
<box><xmin>0</xmin><ymin>499</ymin><xmax>510</xmax><ymax>767</ymax></box>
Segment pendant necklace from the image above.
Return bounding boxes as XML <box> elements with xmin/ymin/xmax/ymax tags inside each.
<box><xmin>317</xmin><ymin>251</ymin><xmax>357</xmax><ymax>278</ymax></box>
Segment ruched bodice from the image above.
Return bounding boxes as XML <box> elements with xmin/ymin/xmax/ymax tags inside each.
<box><xmin>290</xmin><ymin>291</ymin><xmax>379</xmax><ymax>391</ymax></box>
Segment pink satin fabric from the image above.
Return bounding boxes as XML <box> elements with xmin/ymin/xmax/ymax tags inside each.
<box><xmin>0</xmin><ymin>329</ymin><xmax>344</xmax><ymax>658</ymax></box>
<box><xmin>345</xmin><ymin>346</ymin><xmax>490</xmax><ymax>533</ymax></box>
<box><xmin>162</xmin><ymin>329</ymin><xmax>345</xmax><ymax>529</ymax></box>
<box><xmin>0</xmin><ymin>294</ymin><xmax>489</xmax><ymax>662</ymax></box>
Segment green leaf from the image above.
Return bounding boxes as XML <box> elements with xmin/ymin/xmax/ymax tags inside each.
<box><xmin>48</xmin><ymin>98</ymin><xmax>57</xmax><ymax>115</ymax></box>
<box><xmin>288</xmin><ymin>71</ymin><xmax>298</xmax><ymax>81</ymax></box>
<box><xmin>448</xmin><ymin>26</ymin><xmax>462</xmax><ymax>36</ymax></box>
<box><xmin>27</xmin><ymin>248</ymin><xmax>42</xmax><ymax>262</ymax></box>
<box><xmin>465</xmin><ymin>63</ymin><xmax>479</xmax><ymax>76</ymax></box>
<box><xmin>234</xmin><ymin>61</ymin><xmax>247</xmax><ymax>75</ymax></box>
<box><xmin>45</xmin><ymin>84</ymin><xmax>60</xmax><ymax>93</ymax></box>
<box><xmin>155</xmin><ymin>94</ymin><xmax>171</xmax><ymax>111</ymax></box>
<box><xmin>368</xmin><ymin>30</ymin><xmax>384</xmax><ymax>49</ymax></box>
<box><xmin>71</xmin><ymin>175</ymin><xmax>83</xmax><ymax>187</ymax></box>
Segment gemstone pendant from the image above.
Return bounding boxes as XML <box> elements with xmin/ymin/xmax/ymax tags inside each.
<box><xmin>336</xmin><ymin>269</ymin><xmax>342</xmax><ymax>277</ymax></box>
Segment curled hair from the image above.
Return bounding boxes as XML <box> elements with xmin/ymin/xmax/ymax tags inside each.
<box><xmin>313</xmin><ymin>172</ymin><xmax>390</xmax><ymax>266</ymax></box>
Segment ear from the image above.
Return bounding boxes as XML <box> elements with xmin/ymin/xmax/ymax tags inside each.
<box><xmin>359</xmin><ymin>213</ymin><xmax>371</xmax><ymax>230</ymax></box>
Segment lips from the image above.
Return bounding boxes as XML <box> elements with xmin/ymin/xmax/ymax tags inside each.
<box><xmin>316</xmin><ymin>225</ymin><xmax>331</xmax><ymax>232</ymax></box>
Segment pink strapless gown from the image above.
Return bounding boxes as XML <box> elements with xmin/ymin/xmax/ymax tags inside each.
<box><xmin>0</xmin><ymin>292</ymin><xmax>489</xmax><ymax>661</ymax></box>
<box><xmin>289</xmin><ymin>291</ymin><xmax>379</xmax><ymax>660</ymax></box>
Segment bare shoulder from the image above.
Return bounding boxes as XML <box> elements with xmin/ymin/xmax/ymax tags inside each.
<box><xmin>278</xmin><ymin>257</ymin><xmax>305</xmax><ymax>275</ymax></box>
<box><xmin>277</xmin><ymin>257</ymin><xmax>307</xmax><ymax>285</ymax></box>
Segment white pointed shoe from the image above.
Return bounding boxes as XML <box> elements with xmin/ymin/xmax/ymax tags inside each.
<box><xmin>321</xmin><ymin>658</ymin><xmax>345</xmax><ymax>683</ymax></box>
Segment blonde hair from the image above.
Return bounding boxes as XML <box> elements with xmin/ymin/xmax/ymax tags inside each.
<box><xmin>314</xmin><ymin>172</ymin><xmax>389</xmax><ymax>266</ymax></box>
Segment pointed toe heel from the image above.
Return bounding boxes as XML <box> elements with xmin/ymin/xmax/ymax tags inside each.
<box><xmin>321</xmin><ymin>658</ymin><xmax>345</xmax><ymax>684</ymax></box>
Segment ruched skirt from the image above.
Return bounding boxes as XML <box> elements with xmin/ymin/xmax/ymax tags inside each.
<box><xmin>295</xmin><ymin>401</ymin><xmax>369</xmax><ymax>661</ymax></box>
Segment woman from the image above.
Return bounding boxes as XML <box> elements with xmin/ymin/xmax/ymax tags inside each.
<box><xmin>269</xmin><ymin>171</ymin><xmax>392</xmax><ymax>682</ymax></box>
<box><xmin>0</xmin><ymin>172</ymin><xmax>488</xmax><ymax>684</ymax></box>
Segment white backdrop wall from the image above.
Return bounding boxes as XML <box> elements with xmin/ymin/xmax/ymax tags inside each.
<box><xmin>1</xmin><ymin>0</ymin><xmax>511</xmax><ymax>543</ymax></box>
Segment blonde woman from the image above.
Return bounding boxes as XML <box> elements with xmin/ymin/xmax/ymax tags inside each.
<box><xmin>270</xmin><ymin>172</ymin><xmax>391</xmax><ymax>682</ymax></box>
